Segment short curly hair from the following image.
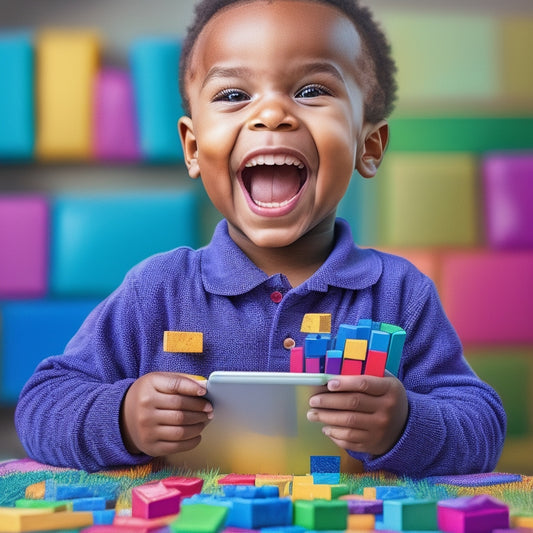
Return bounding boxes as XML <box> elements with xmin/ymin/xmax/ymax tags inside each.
<box><xmin>179</xmin><ymin>0</ymin><xmax>397</xmax><ymax>123</ymax></box>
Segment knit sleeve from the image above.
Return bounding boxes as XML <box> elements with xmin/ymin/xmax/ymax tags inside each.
<box><xmin>14</xmin><ymin>271</ymin><xmax>152</xmax><ymax>472</ymax></box>
<box><xmin>350</xmin><ymin>275</ymin><xmax>507</xmax><ymax>477</ymax></box>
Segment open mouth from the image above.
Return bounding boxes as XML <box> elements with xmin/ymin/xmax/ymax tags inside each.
<box><xmin>240</xmin><ymin>154</ymin><xmax>308</xmax><ymax>209</ymax></box>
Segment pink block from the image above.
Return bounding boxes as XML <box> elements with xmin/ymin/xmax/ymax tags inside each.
<box><xmin>483</xmin><ymin>154</ymin><xmax>533</xmax><ymax>249</ymax></box>
<box><xmin>441</xmin><ymin>251</ymin><xmax>533</xmax><ymax>344</ymax></box>
<box><xmin>131</xmin><ymin>481</ymin><xmax>181</xmax><ymax>519</ymax></box>
<box><xmin>159</xmin><ymin>476</ymin><xmax>203</xmax><ymax>497</ymax></box>
<box><xmin>93</xmin><ymin>69</ymin><xmax>140</xmax><ymax>161</ymax></box>
<box><xmin>290</xmin><ymin>346</ymin><xmax>304</xmax><ymax>372</ymax></box>
<box><xmin>305</xmin><ymin>356</ymin><xmax>322</xmax><ymax>373</ymax></box>
<box><xmin>0</xmin><ymin>195</ymin><xmax>48</xmax><ymax>297</ymax></box>
<box><xmin>364</xmin><ymin>350</ymin><xmax>387</xmax><ymax>377</ymax></box>
<box><xmin>218</xmin><ymin>474</ymin><xmax>256</xmax><ymax>485</ymax></box>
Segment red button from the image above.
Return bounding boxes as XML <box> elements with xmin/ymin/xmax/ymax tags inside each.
<box><xmin>270</xmin><ymin>291</ymin><xmax>283</xmax><ymax>303</ymax></box>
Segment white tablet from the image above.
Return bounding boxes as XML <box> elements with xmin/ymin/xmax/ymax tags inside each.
<box><xmin>165</xmin><ymin>371</ymin><xmax>362</xmax><ymax>475</ymax></box>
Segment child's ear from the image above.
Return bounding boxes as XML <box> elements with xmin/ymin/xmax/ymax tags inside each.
<box><xmin>178</xmin><ymin>116</ymin><xmax>200</xmax><ymax>179</ymax></box>
<box><xmin>355</xmin><ymin>121</ymin><xmax>389</xmax><ymax>178</ymax></box>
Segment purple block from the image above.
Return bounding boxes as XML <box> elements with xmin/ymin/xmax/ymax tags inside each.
<box><xmin>483</xmin><ymin>154</ymin><xmax>533</xmax><ymax>249</ymax></box>
<box><xmin>347</xmin><ymin>499</ymin><xmax>383</xmax><ymax>515</ymax></box>
<box><xmin>325</xmin><ymin>350</ymin><xmax>342</xmax><ymax>374</ymax></box>
<box><xmin>438</xmin><ymin>495</ymin><xmax>509</xmax><ymax>532</ymax></box>
<box><xmin>305</xmin><ymin>356</ymin><xmax>322</xmax><ymax>373</ymax></box>
<box><xmin>0</xmin><ymin>195</ymin><xmax>48</xmax><ymax>297</ymax></box>
<box><xmin>93</xmin><ymin>69</ymin><xmax>140</xmax><ymax>161</ymax></box>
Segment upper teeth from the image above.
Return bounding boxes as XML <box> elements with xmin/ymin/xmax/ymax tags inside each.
<box><xmin>245</xmin><ymin>154</ymin><xmax>305</xmax><ymax>169</ymax></box>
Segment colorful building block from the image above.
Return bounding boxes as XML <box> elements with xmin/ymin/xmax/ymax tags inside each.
<box><xmin>93</xmin><ymin>69</ymin><xmax>140</xmax><ymax>161</ymax></box>
<box><xmin>114</xmin><ymin>513</ymin><xmax>178</xmax><ymax>531</ymax></box>
<box><xmin>347</xmin><ymin>513</ymin><xmax>376</xmax><ymax>529</ymax></box>
<box><xmin>341</xmin><ymin>359</ymin><xmax>363</xmax><ymax>375</ymax></box>
<box><xmin>290</xmin><ymin>347</ymin><xmax>305</xmax><ymax>373</ymax></box>
<box><xmin>380</xmin><ymin>323</ymin><xmax>406</xmax><ymax>377</ymax></box>
<box><xmin>226</xmin><ymin>497</ymin><xmax>293</xmax><ymax>529</ymax></box>
<box><xmin>304</xmin><ymin>334</ymin><xmax>331</xmax><ymax>356</ymax></box>
<box><xmin>132</xmin><ymin>481</ymin><xmax>181</xmax><ymax>519</ymax></box>
<box><xmin>324</xmin><ymin>350</ymin><xmax>342</xmax><ymax>374</ymax></box>
<box><xmin>170</xmin><ymin>502</ymin><xmax>228</xmax><ymax>533</ymax></box>
<box><xmin>382</xmin><ymin>498</ymin><xmax>438</xmax><ymax>531</ymax></box>
<box><xmin>300</xmin><ymin>313</ymin><xmax>331</xmax><ymax>334</ymax></box>
<box><xmin>223</xmin><ymin>485</ymin><xmax>279</xmax><ymax>499</ymax></box>
<box><xmin>0</xmin><ymin>300</ymin><xmax>101</xmax><ymax>403</ymax></box>
<box><xmin>255</xmin><ymin>475</ymin><xmax>292</xmax><ymax>498</ymax></box>
<box><xmin>364</xmin><ymin>350</ymin><xmax>388</xmax><ymax>377</ymax></box>
<box><xmin>343</xmin><ymin>339</ymin><xmax>367</xmax><ymax>360</ymax></box>
<box><xmin>304</xmin><ymin>356</ymin><xmax>322</xmax><ymax>374</ymax></box>
<box><xmin>291</xmin><ymin>483</ymin><xmax>349</xmax><ymax>501</ymax></box>
<box><xmin>0</xmin><ymin>195</ymin><xmax>48</xmax><ymax>298</ymax></box>
<box><xmin>130</xmin><ymin>37</ymin><xmax>183</xmax><ymax>162</ymax></box>
<box><xmin>346</xmin><ymin>499</ymin><xmax>384</xmax><ymax>515</ymax></box>
<box><xmin>218</xmin><ymin>474</ymin><xmax>256</xmax><ymax>486</ymax></box>
<box><xmin>159</xmin><ymin>477</ymin><xmax>204</xmax><ymax>498</ymax></box>
<box><xmin>0</xmin><ymin>506</ymin><xmax>93</xmax><ymax>532</ymax></box>
<box><xmin>163</xmin><ymin>331</ymin><xmax>204</xmax><ymax>353</ymax></box>
<box><xmin>310</xmin><ymin>455</ymin><xmax>341</xmax><ymax>474</ymax></box>
<box><xmin>437</xmin><ymin>495</ymin><xmax>510</xmax><ymax>532</ymax></box>
<box><xmin>293</xmin><ymin>499</ymin><xmax>348</xmax><ymax>531</ymax></box>
<box><xmin>483</xmin><ymin>154</ymin><xmax>533</xmax><ymax>249</ymax></box>
<box><xmin>335</xmin><ymin>323</ymin><xmax>370</xmax><ymax>351</ymax></box>
<box><xmin>50</xmin><ymin>191</ymin><xmax>199</xmax><ymax>296</ymax></box>
<box><xmin>440</xmin><ymin>251</ymin><xmax>533</xmax><ymax>344</ymax></box>
<box><xmin>36</xmin><ymin>30</ymin><xmax>100</xmax><ymax>160</ymax></box>
<box><xmin>0</xmin><ymin>31</ymin><xmax>34</xmax><ymax>159</ymax></box>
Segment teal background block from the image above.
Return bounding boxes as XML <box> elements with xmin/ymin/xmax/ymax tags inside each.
<box><xmin>50</xmin><ymin>190</ymin><xmax>199</xmax><ymax>296</ymax></box>
<box><xmin>0</xmin><ymin>31</ymin><xmax>34</xmax><ymax>159</ymax></box>
<box><xmin>383</xmin><ymin>498</ymin><xmax>438</xmax><ymax>530</ymax></box>
<box><xmin>0</xmin><ymin>299</ymin><xmax>100</xmax><ymax>402</ymax></box>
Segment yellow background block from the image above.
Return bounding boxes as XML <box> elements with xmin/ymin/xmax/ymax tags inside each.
<box><xmin>0</xmin><ymin>507</ymin><xmax>93</xmax><ymax>532</ymax></box>
<box><xmin>347</xmin><ymin>513</ymin><xmax>376</xmax><ymax>530</ymax></box>
<box><xmin>36</xmin><ymin>30</ymin><xmax>100</xmax><ymax>160</ymax></box>
<box><xmin>255</xmin><ymin>474</ymin><xmax>293</xmax><ymax>497</ymax></box>
<box><xmin>343</xmin><ymin>339</ymin><xmax>367</xmax><ymax>361</ymax></box>
<box><xmin>300</xmin><ymin>313</ymin><xmax>331</xmax><ymax>334</ymax></box>
<box><xmin>163</xmin><ymin>331</ymin><xmax>203</xmax><ymax>353</ymax></box>
<box><xmin>363</xmin><ymin>487</ymin><xmax>377</xmax><ymax>499</ymax></box>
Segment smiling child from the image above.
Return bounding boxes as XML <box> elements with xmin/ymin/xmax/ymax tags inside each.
<box><xmin>15</xmin><ymin>0</ymin><xmax>506</xmax><ymax>476</ymax></box>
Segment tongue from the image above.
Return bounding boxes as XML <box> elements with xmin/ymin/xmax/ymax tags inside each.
<box><xmin>249</xmin><ymin>165</ymin><xmax>302</xmax><ymax>204</ymax></box>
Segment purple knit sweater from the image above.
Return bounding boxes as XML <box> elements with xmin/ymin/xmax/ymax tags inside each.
<box><xmin>15</xmin><ymin>219</ymin><xmax>506</xmax><ymax>474</ymax></box>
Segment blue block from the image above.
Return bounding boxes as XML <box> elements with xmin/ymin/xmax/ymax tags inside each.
<box><xmin>223</xmin><ymin>485</ymin><xmax>278</xmax><ymax>499</ymax></box>
<box><xmin>0</xmin><ymin>31</ymin><xmax>34</xmax><ymax>159</ymax></box>
<box><xmin>227</xmin><ymin>497</ymin><xmax>292</xmax><ymax>529</ymax></box>
<box><xmin>310</xmin><ymin>455</ymin><xmax>341</xmax><ymax>474</ymax></box>
<box><xmin>0</xmin><ymin>300</ymin><xmax>101</xmax><ymax>403</ymax></box>
<box><xmin>71</xmin><ymin>497</ymin><xmax>107</xmax><ymax>511</ymax></box>
<box><xmin>130</xmin><ymin>37</ymin><xmax>184</xmax><ymax>161</ymax></box>
<box><xmin>312</xmin><ymin>473</ymin><xmax>341</xmax><ymax>484</ymax></box>
<box><xmin>305</xmin><ymin>334</ymin><xmax>331</xmax><ymax>356</ymax></box>
<box><xmin>92</xmin><ymin>509</ymin><xmax>115</xmax><ymax>525</ymax></box>
<box><xmin>50</xmin><ymin>191</ymin><xmax>199</xmax><ymax>296</ymax></box>
<box><xmin>374</xmin><ymin>485</ymin><xmax>410</xmax><ymax>500</ymax></box>
<box><xmin>369</xmin><ymin>330</ymin><xmax>391</xmax><ymax>352</ymax></box>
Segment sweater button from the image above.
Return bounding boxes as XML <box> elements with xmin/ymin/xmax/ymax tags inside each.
<box><xmin>283</xmin><ymin>337</ymin><xmax>296</xmax><ymax>350</ymax></box>
<box><xmin>270</xmin><ymin>291</ymin><xmax>283</xmax><ymax>303</ymax></box>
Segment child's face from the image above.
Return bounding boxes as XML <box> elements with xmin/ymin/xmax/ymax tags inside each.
<box><xmin>179</xmin><ymin>0</ymin><xmax>387</xmax><ymax>250</ymax></box>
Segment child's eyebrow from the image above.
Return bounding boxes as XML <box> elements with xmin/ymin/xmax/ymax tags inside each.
<box><xmin>201</xmin><ymin>66</ymin><xmax>253</xmax><ymax>89</ymax></box>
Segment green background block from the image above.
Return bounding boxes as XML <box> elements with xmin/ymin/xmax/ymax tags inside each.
<box><xmin>388</xmin><ymin>116</ymin><xmax>533</xmax><ymax>153</ymax></box>
<box><xmin>380</xmin><ymin>153</ymin><xmax>479</xmax><ymax>247</ymax></box>
<box><xmin>382</xmin><ymin>14</ymin><xmax>498</xmax><ymax>104</ymax></box>
<box><xmin>466</xmin><ymin>351</ymin><xmax>532</xmax><ymax>437</ymax></box>
<box><xmin>293</xmin><ymin>500</ymin><xmax>347</xmax><ymax>531</ymax></box>
<box><xmin>170</xmin><ymin>503</ymin><xmax>228</xmax><ymax>533</ymax></box>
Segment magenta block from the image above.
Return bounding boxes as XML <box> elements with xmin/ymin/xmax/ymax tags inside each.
<box><xmin>93</xmin><ymin>69</ymin><xmax>140</xmax><ymax>161</ymax></box>
<box><xmin>483</xmin><ymin>154</ymin><xmax>533</xmax><ymax>249</ymax></box>
<box><xmin>290</xmin><ymin>346</ymin><xmax>304</xmax><ymax>372</ymax></box>
<box><xmin>160</xmin><ymin>476</ymin><xmax>203</xmax><ymax>497</ymax></box>
<box><xmin>0</xmin><ymin>195</ymin><xmax>48</xmax><ymax>297</ymax></box>
<box><xmin>438</xmin><ymin>495</ymin><xmax>509</xmax><ymax>532</ymax></box>
<box><xmin>131</xmin><ymin>481</ymin><xmax>181</xmax><ymax>519</ymax></box>
<box><xmin>441</xmin><ymin>251</ymin><xmax>533</xmax><ymax>344</ymax></box>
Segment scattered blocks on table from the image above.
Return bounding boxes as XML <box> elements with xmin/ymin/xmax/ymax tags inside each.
<box><xmin>437</xmin><ymin>495</ymin><xmax>510</xmax><ymax>532</ymax></box>
<box><xmin>163</xmin><ymin>331</ymin><xmax>204</xmax><ymax>353</ymax></box>
<box><xmin>300</xmin><ymin>313</ymin><xmax>331</xmax><ymax>334</ymax></box>
<box><xmin>131</xmin><ymin>481</ymin><xmax>181</xmax><ymax>519</ymax></box>
<box><xmin>382</xmin><ymin>498</ymin><xmax>438</xmax><ymax>531</ymax></box>
<box><xmin>293</xmin><ymin>499</ymin><xmax>348</xmax><ymax>531</ymax></box>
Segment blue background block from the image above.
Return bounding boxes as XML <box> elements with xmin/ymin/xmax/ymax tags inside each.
<box><xmin>130</xmin><ymin>37</ymin><xmax>183</xmax><ymax>161</ymax></box>
<box><xmin>0</xmin><ymin>299</ymin><xmax>101</xmax><ymax>402</ymax></box>
<box><xmin>50</xmin><ymin>190</ymin><xmax>199</xmax><ymax>296</ymax></box>
<box><xmin>305</xmin><ymin>334</ymin><xmax>331</xmax><ymax>357</ymax></box>
<box><xmin>0</xmin><ymin>31</ymin><xmax>34</xmax><ymax>159</ymax></box>
<box><xmin>310</xmin><ymin>455</ymin><xmax>341</xmax><ymax>473</ymax></box>
<box><xmin>369</xmin><ymin>330</ymin><xmax>391</xmax><ymax>352</ymax></box>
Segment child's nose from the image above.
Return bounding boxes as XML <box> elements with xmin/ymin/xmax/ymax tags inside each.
<box><xmin>247</xmin><ymin>95</ymin><xmax>298</xmax><ymax>131</ymax></box>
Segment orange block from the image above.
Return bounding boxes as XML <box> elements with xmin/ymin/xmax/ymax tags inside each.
<box><xmin>163</xmin><ymin>331</ymin><xmax>203</xmax><ymax>353</ymax></box>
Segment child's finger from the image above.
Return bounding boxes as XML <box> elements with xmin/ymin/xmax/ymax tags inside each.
<box><xmin>154</xmin><ymin>407</ymin><xmax>213</xmax><ymax>427</ymax></box>
<box><xmin>152</xmin><ymin>372</ymin><xmax>208</xmax><ymax>396</ymax></box>
<box><xmin>326</xmin><ymin>375</ymin><xmax>393</xmax><ymax>396</ymax></box>
<box><xmin>153</xmin><ymin>392</ymin><xmax>213</xmax><ymax>414</ymax></box>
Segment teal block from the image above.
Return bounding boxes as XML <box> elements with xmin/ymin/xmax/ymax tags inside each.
<box><xmin>51</xmin><ymin>191</ymin><xmax>199</xmax><ymax>296</ymax></box>
<box><xmin>0</xmin><ymin>299</ymin><xmax>100</xmax><ymax>403</ymax></box>
<box><xmin>0</xmin><ymin>31</ymin><xmax>34</xmax><ymax>159</ymax></box>
<box><xmin>382</xmin><ymin>498</ymin><xmax>438</xmax><ymax>531</ymax></box>
<box><xmin>380</xmin><ymin>324</ymin><xmax>407</xmax><ymax>377</ymax></box>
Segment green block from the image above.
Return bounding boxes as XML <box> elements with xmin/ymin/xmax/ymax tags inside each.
<box><xmin>293</xmin><ymin>500</ymin><xmax>348</xmax><ymax>531</ymax></box>
<box><xmin>380</xmin><ymin>153</ymin><xmax>479</xmax><ymax>247</ymax></box>
<box><xmin>15</xmin><ymin>499</ymin><xmax>70</xmax><ymax>511</ymax></box>
<box><xmin>466</xmin><ymin>351</ymin><xmax>531</xmax><ymax>437</ymax></box>
<box><xmin>170</xmin><ymin>503</ymin><xmax>228</xmax><ymax>533</ymax></box>
<box><xmin>388</xmin><ymin>116</ymin><xmax>533</xmax><ymax>153</ymax></box>
<box><xmin>383</xmin><ymin>498</ymin><xmax>438</xmax><ymax>530</ymax></box>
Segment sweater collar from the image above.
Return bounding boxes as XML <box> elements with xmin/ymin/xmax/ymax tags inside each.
<box><xmin>201</xmin><ymin>219</ymin><xmax>382</xmax><ymax>296</ymax></box>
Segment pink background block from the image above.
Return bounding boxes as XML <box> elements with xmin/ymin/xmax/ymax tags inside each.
<box><xmin>93</xmin><ymin>69</ymin><xmax>140</xmax><ymax>161</ymax></box>
<box><xmin>0</xmin><ymin>195</ymin><xmax>48</xmax><ymax>297</ymax></box>
<box><xmin>441</xmin><ymin>251</ymin><xmax>533</xmax><ymax>344</ymax></box>
<box><xmin>131</xmin><ymin>481</ymin><xmax>181</xmax><ymax>519</ymax></box>
<box><xmin>483</xmin><ymin>154</ymin><xmax>533</xmax><ymax>249</ymax></box>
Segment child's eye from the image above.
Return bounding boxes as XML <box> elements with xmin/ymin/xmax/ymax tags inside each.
<box><xmin>295</xmin><ymin>84</ymin><xmax>332</xmax><ymax>99</ymax></box>
<box><xmin>213</xmin><ymin>88</ymin><xmax>250</xmax><ymax>103</ymax></box>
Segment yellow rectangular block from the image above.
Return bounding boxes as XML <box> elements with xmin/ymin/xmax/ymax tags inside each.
<box><xmin>300</xmin><ymin>313</ymin><xmax>331</xmax><ymax>334</ymax></box>
<box><xmin>292</xmin><ymin>475</ymin><xmax>314</xmax><ymax>487</ymax></box>
<box><xmin>163</xmin><ymin>331</ymin><xmax>203</xmax><ymax>353</ymax></box>
<box><xmin>0</xmin><ymin>507</ymin><xmax>93</xmax><ymax>532</ymax></box>
<box><xmin>343</xmin><ymin>339</ymin><xmax>367</xmax><ymax>361</ymax></box>
<box><xmin>291</xmin><ymin>483</ymin><xmax>332</xmax><ymax>501</ymax></box>
<box><xmin>362</xmin><ymin>487</ymin><xmax>376</xmax><ymax>499</ymax></box>
<box><xmin>36</xmin><ymin>30</ymin><xmax>100</xmax><ymax>160</ymax></box>
<box><xmin>347</xmin><ymin>513</ymin><xmax>375</xmax><ymax>530</ymax></box>
<box><xmin>255</xmin><ymin>474</ymin><xmax>293</xmax><ymax>497</ymax></box>
<box><xmin>513</xmin><ymin>515</ymin><xmax>533</xmax><ymax>527</ymax></box>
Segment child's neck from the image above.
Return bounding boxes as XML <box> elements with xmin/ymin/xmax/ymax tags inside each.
<box><xmin>229</xmin><ymin>218</ymin><xmax>336</xmax><ymax>288</ymax></box>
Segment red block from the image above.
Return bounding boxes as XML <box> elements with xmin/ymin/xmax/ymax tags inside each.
<box><xmin>218</xmin><ymin>474</ymin><xmax>257</xmax><ymax>485</ymax></box>
<box><xmin>290</xmin><ymin>346</ymin><xmax>304</xmax><ymax>372</ymax></box>
<box><xmin>441</xmin><ymin>251</ymin><xmax>533</xmax><ymax>344</ymax></box>
<box><xmin>364</xmin><ymin>350</ymin><xmax>387</xmax><ymax>377</ymax></box>
<box><xmin>340</xmin><ymin>359</ymin><xmax>362</xmax><ymax>376</ymax></box>
<box><xmin>131</xmin><ymin>481</ymin><xmax>181</xmax><ymax>519</ymax></box>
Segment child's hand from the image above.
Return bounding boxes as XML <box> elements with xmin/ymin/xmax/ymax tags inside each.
<box><xmin>120</xmin><ymin>372</ymin><xmax>213</xmax><ymax>457</ymax></box>
<box><xmin>307</xmin><ymin>374</ymin><xmax>408</xmax><ymax>457</ymax></box>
